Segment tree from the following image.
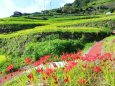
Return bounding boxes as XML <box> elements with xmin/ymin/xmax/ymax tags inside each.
<box><xmin>12</xmin><ymin>11</ymin><xmax>22</xmax><ymax>17</ymax></box>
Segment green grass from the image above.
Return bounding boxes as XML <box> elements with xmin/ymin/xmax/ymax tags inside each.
<box><xmin>103</xmin><ymin>35</ymin><xmax>115</xmax><ymax>53</ymax></box>
<box><xmin>0</xmin><ymin>55</ymin><xmax>6</xmax><ymax>65</ymax></box>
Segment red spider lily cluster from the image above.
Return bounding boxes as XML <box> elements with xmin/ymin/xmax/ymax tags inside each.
<box><xmin>6</xmin><ymin>65</ymin><xmax>14</xmax><ymax>71</ymax></box>
<box><xmin>3</xmin><ymin>52</ymin><xmax>114</xmax><ymax>86</ymax></box>
<box><xmin>34</xmin><ymin>55</ymin><xmax>51</xmax><ymax>66</ymax></box>
<box><xmin>65</xmin><ymin>61</ymin><xmax>77</xmax><ymax>72</ymax></box>
<box><xmin>36</xmin><ymin>68</ymin><xmax>43</xmax><ymax>73</ymax></box>
<box><xmin>27</xmin><ymin>73</ymin><xmax>34</xmax><ymax>81</ymax></box>
<box><xmin>61</xmin><ymin>51</ymin><xmax>82</xmax><ymax>61</ymax></box>
<box><xmin>24</xmin><ymin>58</ymin><xmax>33</xmax><ymax>65</ymax></box>
<box><xmin>64</xmin><ymin>76</ymin><xmax>69</xmax><ymax>83</ymax></box>
<box><xmin>93</xmin><ymin>66</ymin><xmax>102</xmax><ymax>73</ymax></box>
<box><xmin>43</xmin><ymin>68</ymin><xmax>54</xmax><ymax>76</ymax></box>
<box><xmin>78</xmin><ymin>78</ymin><xmax>86</xmax><ymax>85</ymax></box>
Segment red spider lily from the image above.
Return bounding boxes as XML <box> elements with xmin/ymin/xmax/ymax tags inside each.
<box><xmin>24</xmin><ymin>58</ymin><xmax>33</xmax><ymax>65</ymax></box>
<box><xmin>52</xmin><ymin>75</ymin><xmax>57</xmax><ymax>81</ymax></box>
<box><xmin>99</xmin><ymin>53</ymin><xmax>112</xmax><ymax>60</ymax></box>
<box><xmin>81</xmin><ymin>54</ymin><xmax>98</xmax><ymax>62</ymax></box>
<box><xmin>93</xmin><ymin>66</ymin><xmax>102</xmax><ymax>73</ymax></box>
<box><xmin>81</xmin><ymin>55</ymin><xmax>87</xmax><ymax>61</ymax></box>
<box><xmin>78</xmin><ymin>78</ymin><xmax>86</xmax><ymax>85</ymax></box>
<box><xmin>65</xmin><ymin>61</ymin><xmax>77</xmax><ymax>72</ymax></box>
<box><xmin>36</xmin><ymin>68</ymin><xmax>43</xmax><ymax>73</ymax></box>
<box><xmin>61</xmin><ymin>51</ymin><xmax>82</xmax><ymax>61</ymax></box>
<box><xmin>61</xmin><ymin>52</ymin><xmax>69</xmax><ymax>61</ymax></box>
<box><xmin>44</xmin><ymin>68</ymin><xmax>54</xmax><ymax>76</ymax></box>
<box><xmin>52</xmin><ymin>75</ymin><xmax>58</xmax><ymax>84</ymax></box>
<box><xmin>82</xmin><ymin>63</ymin><xmax>88</xmax><ymax>68</ymax></box>
<box><xmin>75</xmin><ymin>50</ymin><xmax>82</xmax><ymax>59</ymax></box>
<box><xmin>6</xmin><ymin>65</ymin><xmax>14</xmax><ymax>71</ymax></box>
<box><xmin>35</xmin><ymin>55</ymin><xmax>51</xmax><ymax>66</ymax></box>
<box><xmin>27</xmin><ymin>73</ymin><xmax>34</xmax><ymax>81</ymax></box>
<box><xmin>64</xmin><ymin>76</ymin><xmax>69</xmax><ymax>83</ymax></box>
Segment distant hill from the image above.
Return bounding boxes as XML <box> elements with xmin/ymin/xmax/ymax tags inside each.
<box><xmin>11</xmin><ymin>0</ymin><xmax>115</xmax><ymax>17</ymax></box>
<box><xmin>57</xmin><ymin>0</ymin><xmax>115</xmax><ymax>14</ymax></box>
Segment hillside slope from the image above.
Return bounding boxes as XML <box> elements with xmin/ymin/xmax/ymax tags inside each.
<box><xmin>46</xmin><ymin>0</ymin><xmax>115</xmax><ymax>15</ymax></box>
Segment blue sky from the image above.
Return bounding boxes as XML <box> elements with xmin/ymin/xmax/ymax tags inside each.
<box><xmin>0</xmin><ymin>0</ymin><xmax>75</xmax><ymax>18</ymax></box>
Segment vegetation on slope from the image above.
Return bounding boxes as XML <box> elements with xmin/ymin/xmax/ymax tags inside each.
<box><xmin>103</xmin><ymin>35</ymin><xmax>115</xmax><ymax>54</ymax></box>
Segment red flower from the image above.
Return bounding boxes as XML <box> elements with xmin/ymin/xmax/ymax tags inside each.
<box><xmin>61</xmin><ymin>53</ymin><xmax>69</xmax><ymax>61</ymax></box>
<box><xmin>82</xmin><ymin>54</ymin><xmax>98</xmax><ymax>62</ymax></box>
<box><xmin>27</xmin><ymin>73</ymin><xmax>34</xmax><ymax>81</ymax></box>
<box><xmin>65</xmin><ymin>61</ymin><xmax>77</xmax><ymax>72</ymax></box>
<box><xmin>75</xmin><ymin>50</ymin><xmax>82</xmax><ymax>59</ymax></box>
<box><xmin>6</xmin><ymin>65</ymin><xmax>14</xmax><ymax>71</ymax></box>
<box><xmin>64</xmin><ymin>76</ymin><xmax>69</xmax><ymax>83</ymax></box>
<box><xmin>82</xmin><ymin>64</ymin><xmax>88</xmax><ymax>68</ymax></box>
<box><xmin>78</xmin><ymin>78</ymin><xmax>86</xmax><ymax>85</ymax></box>
<box><xmin>93</xmin><ymin>66</ymin><xmax>102</xmax><ymax>73</ymax></box>
<box><xmin>81</xmin><ymin>55</ymin><xmax>87</xmax><ymax>61</ymax></box>
<box><xmin>44</xmin><ymin>68</ymin><xmax>53</xmax><ymax>76</ymax></box>
<box><xmin>36</xmin><ymin>68</ymin><xmax>43</xmax><ymax>73</ymax></box>
<box><xmin>99</xmin><ymin>53</ymin><xmax>112</xmax><ymax>60</ymax></box>
<box><xmin>52</xmin><ymin>75</ymin><xmax>58</xmax><ymax>84</ymax></box>
<box><xmin>35</xmin><ymin>55</ymin><xmax>51</xmax><ymax>66</ymax></box>
<box><xmin>24</xmin><ymin>58</ymin><xmax>33</xmax><ymax>65</ymax></box>
<box><xmin>61</xmin><ymin>51</ymin><xmax>82</xmax><ymax>61</ymax></box>
<box><xmin>52</xmin><ymin>75</ymin><xmax>57</xmax><ymax>81</ymax></box>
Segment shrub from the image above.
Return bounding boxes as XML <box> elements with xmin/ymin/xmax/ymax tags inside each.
<box><xmin>23</xmin><ymin>39</ymin><xmax>84</xmax><ymax>60</ymax></box>
<box><xmin>0</xmin><ymin>34</ymin><xmax>37</xmax><ymax>57</ymax></box>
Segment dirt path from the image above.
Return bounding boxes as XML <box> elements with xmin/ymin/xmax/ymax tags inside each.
<box><xmin>87</xmin><ymin>41</ymin><xmax>103</xmax><ymax>56</ymax></box>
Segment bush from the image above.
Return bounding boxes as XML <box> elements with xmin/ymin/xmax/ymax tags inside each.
<box><xmin>23</xmin><ymin>39</ymin><xmax>84</xmax><ymax>60</ymax></box>
<box><xmin>0</xmin><ymin>34</ymin><xmax>37</xmax><ymax>57</ymax></box>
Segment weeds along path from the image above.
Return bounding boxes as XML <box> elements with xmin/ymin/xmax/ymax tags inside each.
<box><xmin>0</xmin><ymin>41</ymin><xmax>103</xmax><ymax>85</ymax></box>
<box><xmin>0</xmin><ymin>71</ymin><xmax>21</xmax><ymax>85</ymax></box>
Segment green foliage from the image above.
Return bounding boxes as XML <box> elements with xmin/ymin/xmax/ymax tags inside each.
<box><xmin>1</xmin><ymin>34</ymin><xmax>37</xmax><ymax>57</ymax></box>
<box><xmin>0</xmin><ymin>23</ymin><xmax>46</xmax><ymax>33</ymax></box>
<box><xmin>103</xmin><ymin>35</ymin><xmax>115</xmax><ymax>53</ymax></box>
<box><xmin>0</xmin><ymin>55</ymin><xmax>25</xmax><ymax>74</ymax></box>
<box><xmin>44</xmin><ymin>0</ymin><xmax>115</xmax><ymax>14</ymax></box>
<box><xmin>69</xmin><ymin>19</ymin><xmax>115</xmax><ymax>30</ymax></box>
<box><xmin>0</xmin><ymin>55</ymin><xmax>6</xmax><ymax>65</ymax></box>
<box><xmin>23</xmin><ymin>39</ymin><xmax>84</xmax><ymax>60</ymax></box>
